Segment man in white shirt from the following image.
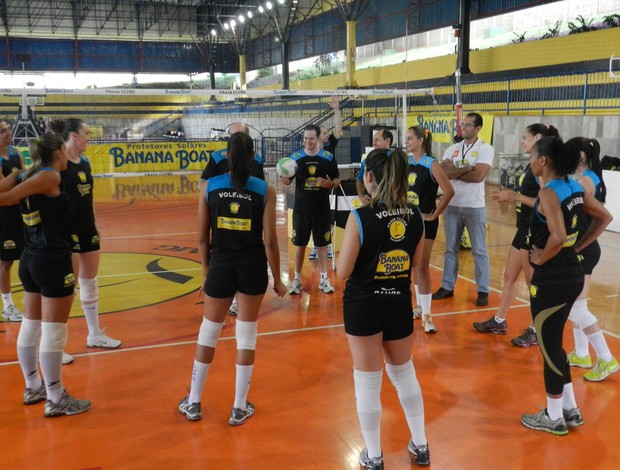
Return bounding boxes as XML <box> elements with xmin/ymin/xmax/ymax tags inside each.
<box><xmin>433</xmin><ymin>112</ymin><xmax>494</xmax><ymax>306</ymax></box>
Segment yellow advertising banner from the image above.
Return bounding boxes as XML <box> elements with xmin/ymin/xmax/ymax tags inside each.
<box><xmin>84</xmin><ymin>141</ymin><xmax>226</xmax><ymax>175</ymax></box>
<box><xmin>406</xmin><ymin>113</ymin><xmax>494</xmax><ymax>144</ymax></box>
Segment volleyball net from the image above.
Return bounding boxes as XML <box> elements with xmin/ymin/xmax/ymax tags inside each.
<box><xmin>1</xmin><ymin>87</ymin><xmax>439</xmax><ymax>177</ymax></box>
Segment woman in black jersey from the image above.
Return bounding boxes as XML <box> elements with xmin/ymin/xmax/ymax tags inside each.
<box><xmin>178</xmin><ymin>132</ymin><xmax>286</xmax><ymax>424</ymax></box>
<box><xmin>405</xmin><ymin>126</ymin><xmax>454</xmax><ymax>334</ymax></box>
<box><xmin>473</xmin><ymin>124</ymin><xmax>559</xmax><ymax>346</ymax></box>
<box><xmin>337</xmin><ymin>149</ymin><xmax>430</xmax><ymax>469</ymax></box>
<box><xmin>0</xmin><ymin>134</ymin><xmax>90</xmax><ymax>417</ymax></box>
<box><xmin>49</xmin><ymin>119</ymin><xmax>121</xmax><ymax>365</ymax></box>
<box><xmin>0</xmin><ymin>119</ymin><xmax>25</xmax><ymax>322</ymax></box>
<box><xmin>565</xmin><ymin>137</ymin><xmax>619</xmax><ymax>381</ymax></box>
<box><xmin>521</xmin><ymin>137</ymin><xmax>612</xmax><ymax>436</ymax></box>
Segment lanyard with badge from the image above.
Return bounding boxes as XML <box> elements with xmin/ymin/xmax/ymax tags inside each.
<box><xmin>455</xmin><ymin>138</ymin><xmax>478</xmax><ymax>168</ymax></box>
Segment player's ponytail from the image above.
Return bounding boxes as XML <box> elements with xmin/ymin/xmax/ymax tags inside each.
<box><xmin>365</xmin><ymin>148</ymin><xmax>409</xmax><ymax>212</ymax></box>
<box><xmin>228</xmin><ymin>131</ymin><xmax>253</xmax><ymax>192</ymax></box>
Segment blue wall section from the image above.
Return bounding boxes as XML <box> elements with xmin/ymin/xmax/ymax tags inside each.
<box><xmin>0</xmin><ymin>37</ymin><xmax>237</xmax><ymax>74</ymax></box>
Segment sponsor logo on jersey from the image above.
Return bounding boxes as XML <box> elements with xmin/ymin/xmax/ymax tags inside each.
<box><xmin>373</xmin><ymin>287</ymin><xmax>402</xmax><ymax>295</ymax></box>
<box><xmin>376</xmin><ymin>249</ymin><xmax>410</xmax><ymax>275</ymax></box>
<box><xmin>64</xmin><ymin>273</ymin><xmax>75</xmax><ymax>287</ymax></box>
<box><xmin>217</xmin><ymin>217</ymin><xmax>251</xmax><ymax>231</ymax></box>
<box><xmin>22</xmin><ymin>211</ymin><xmax>41</xmax><ymax>226</ymax></box>
<box><xmin>407</xmin><ymin>191</ymin><xmax>419</xmax><ymax>206</ymax></box>
<box><xmin>388</xmin><ymin>220</ymin><xmax>406</xmax><ymax>242</ymax></box>
<box><xmin>408</xmin><ymin>172</ymin><xmax>417</xmax><ymax>186</ymax></box>
<box><xmin>308</xmin><ymin>165</ymin><xmax>317</xmax><ymax>176</ymax></box>
<box><xmin>229</xmin><ymin>202</ymin><xmax>240</xmax><ymax>214</ymax></box>
<box><xmin>530</xmin><ymin>284</ymin><xmax>538</xmax><ymax>298</ymax></box>
<box><xmin>3</xmin><ymin>240</ymin><xmax>16</xmax><ymax>249</ymax></box>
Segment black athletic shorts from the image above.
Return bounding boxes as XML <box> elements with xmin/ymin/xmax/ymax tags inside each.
<box><xmin>70</xmin><ymin>228</ymin><xmax>101</xmax><ymax>253</ymax></box>
<box><xmin>343</xmin><ymin>297</ymin><xmax>414</xmax><ymax>341</ymax></box>
<box><xmin>0</xmin><ymin>223</ymin><xmax>24</xmax><ymax>261</ymax></box>
<box><xmin>292</xmin><ymin>211</ymin><xmax>332</xmax><ymax>247</ymax></box>
<box><xmin>579</xmin><ymin>241</ymin><xmax>601</xmax><ymax>275</ymax></box>
<box><xmin>204</xmin><ymin>263</ymin><xmax>268</xmax><ymax>298</ymax></box>
<box><xmin>423</xmin><ymin>218</ymin><xmax>439</xmax><ymax>241</ymax></box>
<box><xmin>18</xmin><ymin>251</ymin><xmax>75</xmax><ymax>298</ymax></box>
<box><xmin>511</xmin><ymin>227</ymin><xmax>529</xmax><ymax>250</ymax></box>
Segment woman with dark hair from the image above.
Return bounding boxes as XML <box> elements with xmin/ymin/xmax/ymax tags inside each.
<box><xmin>0</xmin><ymin>134</ymin><xmax>90</xmax><ymax>417</ymax></box>
<box><xmin>337</xmin><ymin>148</ymin><xmax>430</xmax><ymax>469</ymax></box>
<box><xmin>473</xmin><ymin>123</ymin><xmax>559</xmax><ymax>346</ymax></box>
<box><xmin>178</xmin><ymin>132</ymin><xmax>286</xmax><ymax>424</ymax></box>
<box><xmin>521</xmin><ymin>137</ymin><xmax>612</xmax><ymax>435</ymax></box>
<box><xmin>565</xmin><ymin>137</ymin><xmax>619</xmax><ymax>381</ymax></box>
<box><xmin>48</xmin><ymin>119</ymin><xmax>121</xmax><ymax>365</ymax></box>
<box><xmin>405</xmin><ymin>126</ymin><xmax>454</xmax><ymax>333</ymax></box>
<box><xmin>0</xmin><ymin>120</ymin><xmax>25</xmax><ymax>321</ymax></box>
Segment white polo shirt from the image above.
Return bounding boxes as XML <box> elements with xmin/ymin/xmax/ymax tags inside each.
<box><xmin>442</xmin><ymin>139</ymin><xmax>494</xmax><ymax>208</ymax></box>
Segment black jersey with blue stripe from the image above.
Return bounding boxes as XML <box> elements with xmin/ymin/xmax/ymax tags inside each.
<box><xmin>344</xmin><ymin>202</ymin><xmax>424</xmax><ymax>302</ymax></box>
<box><xmin>19</xmin><ymin>168</ymin><xmax>71</xmax><ymax>255</ymax></box>
<box><xmin>407</xmin><ymin>155</ymin><xmax>438</xmax><ymax>214</ymax></box>
<box><xmin>515</xmin><ymin>164</ymin><xmax>539</xmax><ymax>230</ymax></box>
<box><xmin>61</xmin><ymin>155</ymin><xmax>96</xmax><ymax>233</ymax></box>
<box><xmin>529</xmin><ymin>177</ymin><xmax>584</xmax><ymax>276</ymax></box>
<box><xmin>206</xmin><ymin>174</ymin><xmax>268</xmax><ymax>267</ymax></box>
<box><xmin>289</xmin><ymin>149</ymin><xmax>339</xmax><ymax>214</ymax></box>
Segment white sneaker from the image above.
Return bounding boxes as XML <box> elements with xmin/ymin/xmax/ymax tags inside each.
<box><xmin>412</xmin><ymin>305</ymin><xmax>423</xmax><ymax>320</ymax></box>
<box><xmin>62</xmin><ymin>352</ymin><xmax>74</xmax><ymax>365</ymax></box>
<box><xmin>228</xmin><ymin>297</ymin><xmax>238</xmax><ymax>315</ymax></box>
<box><xmin>288</xmin><ymin>278</ymin><xmax>302</xmax><ymax>295</ymax></box>
<box><xmin>422</xmin><ymin>314</ymin><xmax>437</xmax><ymax>334</ymax></box>
<box><xmin>2</xmin><ymin>304</ymin><xmax>23</xmax><ymax>322</ymax></box>
<box><xmin>318</xmin><ymin>278</ymin><xmax>334</xmax><ymax>294</ymax></box>
<box><xmin>86</xmin><ymin>328</ymin><xmax>122</xmax><ymax>349</ymax></box>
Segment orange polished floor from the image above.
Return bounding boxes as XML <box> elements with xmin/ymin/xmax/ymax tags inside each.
<box><xmin>1</xmin><ymin>174</ymin><xmax>620</xmax><ymax>469</ymax></box>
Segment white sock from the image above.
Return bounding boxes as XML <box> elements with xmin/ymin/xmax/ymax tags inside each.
<box><xmin>562</xmin><ymin>383</ymin><xmax>578</xmax><ymax>410</ymax></box>
<box><xmin>414</xmin><ymin>285</ymin><xmax>420</xmax><ymax>307</ymax></box>
<box><xmin>588</xmin><ymin>331</ymin><xmax>613</xmax><ymax>363</ymax></box>
<box><xmin>320</xmin><ymin>272</ymin><xmax>328</xmax><ymax>280</ymax></box>
<box><xmin>83</xmin><ymin>303</ymin><xmax>100</xmax><ymax>337</ymax></box>
<box><xmin>39</xmin><ymin>351</ymin><xmax>63</xmax><ymax>403</ymax></box>
<box><xmin>17</xmin><ymin>318</ymin><xmax>42</xmax><ymax>390</ymax></box>
<box><xmin>573</xmin><ymin>328</ymin><xmax>589</xmax><ymax>357</ymax></box>
<box><xmin>385</xmin><ymin>360</ymin><xmax>426</xmax><ymax>447</ymax></box>
<box><xmin>353</xmin><ymin>369</ymin><xmax>383</xmax><ymax>460</ymax></box>
<box><xmin>419</xmin><ymin>294</ymin><xmax>432</xmax><ymax>317</ymax></box>
<box><xmin>546</xmin><ymin>396</ymin><xmax>563</xmax><ymax>421</ymax></box>
<box><xmin>1</xmin><ymin>292</ymin><xmax>13</xmax><ymax>308</ymax></box>
<box><xmin>495</xmin><ymin>316</ymin><xmax>505</xmax><ymax>324</ymax></box>
<box><xmin>234</xmin><ymin>364</ymin><xmax>254</xmax><ymax>410</ymax></box>
<box><xmin>294</xmin><ymin>272</ymin><xmax>301</xmax><ymax>281</ymax></box>
<box><xmin>188</xmin><ymin>360</ymin><xmax>210</xmax><ymax>404</ymax></box>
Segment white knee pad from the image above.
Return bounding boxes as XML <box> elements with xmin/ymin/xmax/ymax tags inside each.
<box><xmin>79</xmin><ymin>277</ymin><xmax>99</xmax><ymax>304</ymax></box>
<box><xmin>197</xmin><ymin>318</ymin><xmax>224</xmax><ymax>348</ymax></box>
<box><xmin>386</xmin><ymin>360</ymin><xmax>421</xmax><ymax>398</ymax></box>
<box><xmin>40</xmin><ymin>322</ymin><xmax>68</xmax><ymax>353</ymax></box>
<box><xmin>568</xmin><ymin>299</ymin><xmax>597</xmax><ymax>330</ymax></box>
<box><xmin>17</xmin><ymin>318</ymin><xmax>42</xmax><ymax>348</ymax></box>
<box><xmin>236</xmin><ymin>320</ymin><xmax>258</xmax><ymax>351</ymax></box>
<box><xmin>353</xmin><ymin>369</ymin><xmax>383</xmax><ymax>413</ymax></box>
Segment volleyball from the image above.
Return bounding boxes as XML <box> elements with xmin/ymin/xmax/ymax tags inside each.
<box><xmin>276</xmin><ymin>157</ymin><xmax>297</xmax><ymax>178</ymax></box>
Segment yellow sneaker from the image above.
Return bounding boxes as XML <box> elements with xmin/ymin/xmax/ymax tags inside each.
<box><xmin>584</xmin><ymin>357</ymin><xmax>620</xmax><ymax>382</ymax></box>
<box><xmin>567</xmin><ymin>351</ymin><xmax>592</xmax><ymax>369</ymax></box>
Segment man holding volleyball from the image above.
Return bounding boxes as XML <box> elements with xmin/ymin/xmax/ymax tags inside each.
<box><xmin>280</xmin><ymin>124</ymin><xmax>340</xmax><ymax>295</ymax></box>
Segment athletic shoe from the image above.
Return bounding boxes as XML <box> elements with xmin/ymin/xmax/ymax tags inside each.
<box><xmin>475</xmin><ymin>292</ymin><xmax>489</xmax><ymax>307</ymax></box>
<box><xmin>62</xmin><ymin>352</ymin><xmax>74</xmax><ymax>365</ymax></box>
<box><xmin>308</xmin><ymin>246</ymin><xmax>318</xmax><ymax>260</ymax></box>
<box><xmin>563</xmin><ymin>407</ymin><xmax>584</xmax><ymax>428</ymax></box>
<box><xmin>521</xmin><ymin>409</ymin><xmax>568</xmax><ymax>435</ymax></box>
<box><xmin>584</xmin><ymin>357</ymin><xmax>620</xmax><ymax>382</ymax></box>
<box><xmin>472</xmin><ymin>316</ymin><xmax>507</xmax><ymax>335</ymax></box>
<box><xmin>358</xmin><ymin>449</ymin><xmax>384</xmax><ymax>470</ymax></box>
<box><xmin>511</xmin><ymin>327</ymin><xmax>538</xmax><ymax>348</ymax></box>
<box><xmin>2</xmin><ymin>304</ymin><xmax>23</xmax><ymax>322</ymax></box>
<box><xmin>44</xmin><ymin>391</ymin><xmax>91</xmax><ymax>418</ymax></box>
<box><xmin>327</xmin><ymin>244</ymin><xmax>334</xmax><ymax>259</ymax></box>
<box><xmin>412</xmin><ymin>305</ymin><xmax>423</xmax><ymax>320</ymax></box>
<box><xmin>229</xmin><ymin>401</ymin><xmax>255</xmax><ymax>426</ymax></box>
<box><xmin>86</xmin><ymin>328</ymin><xmax>121</xmax><ymax>349</ymax></box>
<box><xmin>288</xmin><ymin>279</ymin><xmax>302</xmax><ymax>295</ymax></box>
<box><xmin>407</xmin><ymin>441</ymin><xmax>430</xmax><ymax>466</ymax></box>
<box><xmin>567</xmin><ymin>351</ymin><xmax>592</xmax><ymax>369</ymax></box>
<box><xmin>178</xmin><ymin>396</ymin><xmax>202</xmax><ymax>421</ymax></box>
<box><xmin>422</xmin><ymin>315</ymin><xmax>437</xmax><ymax>334</ymax></box>
<box><xmin>318</xmin><ymin>278</ymin><xmax>335</xmax><ymax>294</ymax></box>
<box><xmin>24</xmin><ymin>384</ymin><xmax>47</xmax><ymax>405</ymax></box>
<box><xmin>432</xmin><ymin>287</ymin><xmax>453</xmax><ymax>300</ymax></box>
<box><xmin>229</xmin><ymin>297</ymin><xmax>238</xmax><ymax>316</ymax></box>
